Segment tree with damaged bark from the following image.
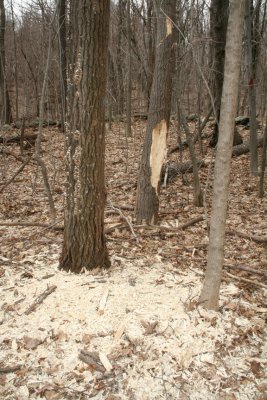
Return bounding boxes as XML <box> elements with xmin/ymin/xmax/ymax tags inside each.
<box><xmin>0</xmin><ymin>0</ymin><xmax>12</xmax><ymax>124</ymax></box>
<box><xmin>199</xmin><ymin>0</ymin><xmax>245</xmax><ymax>310</ymax></box>
<box><xmin>135</xmin><ymin>0</ymin><xmax>176</xmax><ymax>224</ymax></box>
<box><xmin>59</xmin><ymin>0</ymin><xmax>110</xmax><ymax>273</ymax></box>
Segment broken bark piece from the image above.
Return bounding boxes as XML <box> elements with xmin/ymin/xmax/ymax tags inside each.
<box><xmin>24</xmin><ymin>285</ymin><xmax>57</xmax><ymax>315</ymax></box>
<box><xmin>99</xmin><ymin>352</ymin><xmax>113</xmax><ymax>372</ymax></box>
<box><xmin>114</xmin><ymin>322</ymin><xmax>125</xmax><ymax>341</ymax></box>
<box><xmin>98</xmin><ymin>288</ymin><xmax>109</xmax><ymax>315</ymax></box>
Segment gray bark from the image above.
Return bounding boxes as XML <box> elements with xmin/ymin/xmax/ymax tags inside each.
<box><xmin>199</xmin><ymin>0</ymin><xmax>245</xmax><ymax>310</ymax></box>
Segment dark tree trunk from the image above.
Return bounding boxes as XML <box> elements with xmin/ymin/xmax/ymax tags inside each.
<box><xmin>209</xmin><ymin>0</ymin><xmax>229</xmax><ymax>146</ymax></box>
<box><xmin>59</xmin><ymin>0</ymin><xmax>110</xmax><ymax>273</ymax></box>
<box><xmin>58</xmin><ymin>0</ymin><xmax>67</xmax><ymax>131</ymax></box>
<box><xmin>135</xmin><ymin>0</ymin><xmax>176</xmax><ymax>224</ymax></box>
<box><xmin>0</xmin><ymin>0</ymin><xmax>12</xmax><ymax>124</ymax></box>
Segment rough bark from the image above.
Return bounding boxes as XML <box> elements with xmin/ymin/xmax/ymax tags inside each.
<box><xmin>135</xmin><ymin>0</ymin><xmax>176</xmax><ymax>224</ymax></box>
<box><xmin>0</xmin><ymin>0</ymin><xmax>12</xmax><ymax>124</ymax></box>
<box><xmin>125</xmin><ymin>0</ymin><xmax>132</xmax><ymax>138</ymax></box>
<box><xmin>59</xmin><ymin>0</ymin><xmax>110</xmax><ymax>273</ymax></box>
<box><xmin>199</xmin><ymin>0</ymin><xmax>245</xmax><ymax>310</ymax></box>
<box><xmin>58</xmin><ymin>0</ymin><xmax>67</xmax><ymax>131</ymax></box>
<box><xmin>245</xmin><ymin>0</ymin><xmax>258</xmax><ymax>176</ymax></box>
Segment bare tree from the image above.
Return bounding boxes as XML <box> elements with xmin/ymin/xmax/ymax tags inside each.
<box><xmin>0</xmin><ymin>0</ymin><xmax>12</xmax><ymax>124</ymax></box>
<box><xmin>199</xmin><ymin>0</ymin><xmax>245</xmax><ymax>310</ymax></box>
<box><xmin>245</xmin><ymin>0</ymin><xmax>258</xmax><ymax>176</ymax></box>
<box><xmin>59</xmin><ymin>0</ymin><xmax>111</xmax><ymax>273</ymax></box>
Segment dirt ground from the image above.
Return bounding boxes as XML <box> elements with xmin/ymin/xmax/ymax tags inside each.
<box><xmin>0</xmin><ymin>120</ymin><xmax>266</xmax><ymax>399</ymax></box>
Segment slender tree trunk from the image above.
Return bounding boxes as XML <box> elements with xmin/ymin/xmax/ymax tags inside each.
<box><xmin>199</xmin><ymin>0</ymin><xmax>245</xmax><ymax>310</ymax></box>
<box><xmin>0</xmin><ymin>0</ymin><xmax>12</xmax><ymax>124</ymax></box>
<box><xmin>58</xmin><ymin>0</ymin><xmax>67</xmax><ymax>132</ymax></box>
<box><xmin>59</xmin><ymin>0</ymin><xmax>110</xmax><ymax>273</ymax></box>
<box><xmin>135</xmin><ymin>0</ymin><xmax>176</xmax><ymax>224</ymax></box>
<box><xmin>209</xmin><ymin>0</ymin><xmax>242</xmax><ymax>147</ymax></box>
<box><xmin>245</xmin><ymin>0</ymin><xmax>258</xmax><ymax>176</ymax></box>
<box><xmin>125</xmin><ymin>0</ymin><xmax>132</xmax><ymax>138</ymax></box>
<box><xmin>116</xmin><ymin>0</ymin><xmax>124</xmax><ymax>116</ymax></box>
<box><xmin>259</xmin><ymin>117</ymin><xmax>267</xmax><ymax>198</ymax></box>
<box><xmin>209</xmin><ymin>0</ymin><xmax>228</xmax><ymax>146</ymax></box>
<box><xmin>10</xmin><ymin>0</ymin><xmax>18</xmax><ymax>121</ymax></box>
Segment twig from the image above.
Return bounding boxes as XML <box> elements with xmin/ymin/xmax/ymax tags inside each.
<box><xmin>0</xmin><ymin>156</ymin><xmax>32</xmax><ymax>193</ymax></box>
<box><xmin>0</xmin><ymin>221</ymin><xmax>63</xmax><ymax>230</ymax></box>
<box><xmin>108</xmin><ymin>200</ymin><xmax>138</xmax><ymax>242</ymax></box>
<box><xmin>98</xmin><ymin>288</ymin><xmax>109</xmax><ymax>315</ymax></box>
<box><xmin>224</xmin><ymin>272</ymin><xmax>267</xmax><ymax>289</ymax></box>
<box><xmin>24</xmin><ymin>285</ymin><xmax>57</xmax><ymax>315</ymax></box>
<box><xmin>226</xmin><ymin>229</ymin><xmax>267</xmax><ymax>243</ymax></box>
<box><xmin>224</xmin><ymin>263</ymin><xmax>267</xmax><ymax>277</ymax></box>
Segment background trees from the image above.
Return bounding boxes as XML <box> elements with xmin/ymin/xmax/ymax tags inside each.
<box><xmin>0</xmin><ymin>0</ymin><xmax>266</xmax><ymax>301</ymax></box>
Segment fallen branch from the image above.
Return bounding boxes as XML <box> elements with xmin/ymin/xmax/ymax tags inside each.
<box><xmin>0</xmin><ymin>156</ymin><xmax>32</xmax><ymax>194</ymax></box>
<box><xmin>0</xmin><ymin>221</ymin><xmax>63</xmax><ymax>230</ymax></box>
<box><xmin>0</xmin><ymin>133</ymin><xmax>37</xmax><ymax>145</ymax></box>
<box><xmin>226</xmin><ymin>229</ymin><xmax>267</xmax><ymax>243</ymax></box>
<box><xmin>225</xmin><ymin>271</ymin><xmax>267</xmax><ymax>289</ymax></box>
<box><xmin>135</xmin><ymin>216</ymin><xmax>204</xmax><ymax>232</ymax></box>
<box><xmin>224</xmin><ymin>264</ymin><xmax>267</xmax><ymax>277</ymax></box>
<box><xmin>25</xmin><ymin>285</ymin><xmax>57</xmax><ymax>315</ymax></box>
<box><xmin>166</xmin><ymin>135</ymin><xmax>264</xmax><ymax>181</ymax></box>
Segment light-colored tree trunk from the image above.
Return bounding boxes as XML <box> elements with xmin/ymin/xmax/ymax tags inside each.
<box><xmin>199</xmin><ymin>0</ymin><xmax>245</xmax><ymax>310</ymax></box>
<box><xmin>259</xmin><ymin>117</ymin><xmax>267</xmax><ymax>198</ymax></box>
<box><xmin>59</xmin><ymin>0</ymin><xmax>110</xmax><ymax>273</ymax></box>
<box><xmin>135</xmin><ymin>0</ymin><xmax>176</xmax><ymax>224</ymax></box>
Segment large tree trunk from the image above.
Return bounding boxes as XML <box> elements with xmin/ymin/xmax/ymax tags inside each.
<box><xmin>0</xmin><ymin>0</ymin><xmax>12</xmax><ymax>124</ymax></box>
<box><xmin>59</xmin><ymin>0</ymin><xmax>110</xmax><ymax>273</ymax></box>
<box><xmin>135</xmin><ymin>0</ymin><xmax>176</xmax><ymax>224</ymax></box>
<box><xmin>199</xmin><ymin>0</ymin><xmax>245</xmax><ymax>310</ymax></box>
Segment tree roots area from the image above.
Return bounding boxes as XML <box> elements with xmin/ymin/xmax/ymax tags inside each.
<box><xmin>0</xmin><ymin>121</ymin><xmax>267</xmax><ymax>399</ymax></box>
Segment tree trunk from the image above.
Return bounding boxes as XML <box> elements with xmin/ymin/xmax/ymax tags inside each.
<box><xmin>125</xmin><ymin>0</ymin><xmax>132</xmax><ymax>138</ymax></box>
<box><xmin>135</xmin><ymin>0</ymin><xmax>176</xmax><ymax>224</ymax></box>
<box><xmin>209</xmin><ymin>0</ymin><xmax>242</xmax><ymax>147</ymax></box>
<box><xmin>0</xmin><ymin>0</ymin><xmax>12</xmax><ymax>124</ymax></box>
<box><xmin>245</xmin><ymin>0</ymin><xmax>258</xmax><ymax>176</ymax></box>
<box><xmin>59</xmin><ymin>0</ymin><xmax>110</xmax><ymax>273</ymax></box>
<box><xmin>199</xmin><ymin>0</ymin><xmax>245</xmax><ymax>310</ymax></box>
<box><xmin>58</xmin><ymin>0</ymin><xmax>67</xmax><ymax>132</ymax></box>
<box><xmin>259</xmin><ymin>117</ymin><xmax>267</xmax><ymax>198</ymax></box>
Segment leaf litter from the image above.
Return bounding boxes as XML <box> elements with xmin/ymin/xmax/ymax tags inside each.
<box><xmin>0</xmin><ymin>120</ymin><xmax>267</xmax><ymax>399</ymax></box>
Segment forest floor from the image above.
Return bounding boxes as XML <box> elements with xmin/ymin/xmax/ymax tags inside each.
<box><xmin>0</xmin><ymin>119</ymin><xmax>267</xmax><ymax>400</ymax></box>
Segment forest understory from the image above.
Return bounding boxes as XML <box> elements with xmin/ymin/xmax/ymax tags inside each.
<box><xmin>0</xmin><ymin>120</ymin><xmax>267</xmax><ymax>400</ymax></box>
